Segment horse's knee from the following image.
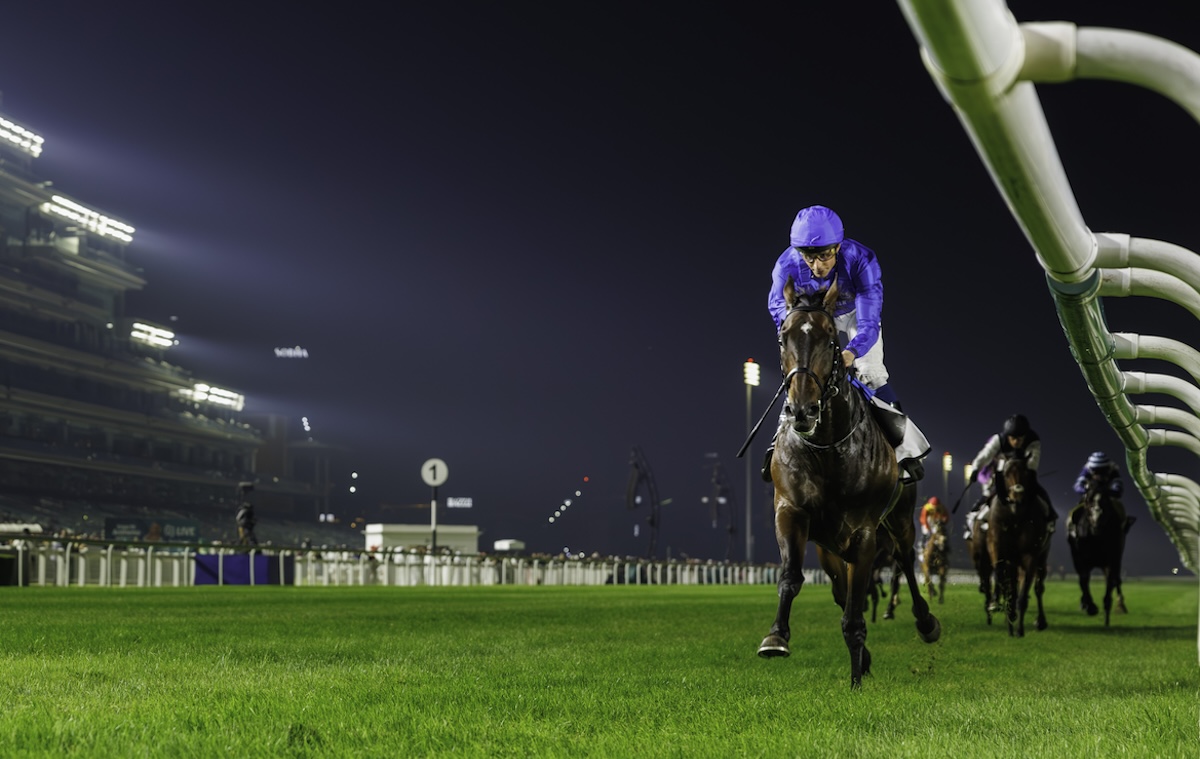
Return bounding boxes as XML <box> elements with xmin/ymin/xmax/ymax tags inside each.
<box><xmin>841</xmin><ymin>613</ymin><xmax>867</xmax><ymax>643</ymax></box>
<box><xmin>777</xmin><ymin>575</ymin><xmax>804</xmax><ymax>600</ymax></box>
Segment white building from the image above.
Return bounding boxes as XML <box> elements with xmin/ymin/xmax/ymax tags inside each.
<box><xmin>364</xmin><ymin>523</ymin><xmax>479</xmax><ymax>554</ymax></box>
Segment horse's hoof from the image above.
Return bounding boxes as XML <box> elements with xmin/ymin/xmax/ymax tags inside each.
<box><xmin>917</xmin><ymin>615</ymin><xmax>941</xmax><ymax>643</ymax></box>
<box><xmin>861</xmin><ymin>647</ymin><xmax>872</xmax><ymax>676</ymax></box>
<box><xmin>882</xmin><ymin>610</ymin><xmax>895</xmax><ymax>621</ymax></box>
<box><xmin>757</xmin><ymin>635</ymin><xmax>790</xmax><ymax>658</ymax></box>
<box><xmin>1085</xmin><ymin>604</ymin><xmax>1099</xmax><ymax>617</ymax></box>
<box><xmin>1036</xmin><ymin>617</ymin><xmax>1048</xmax><ymax>632</ymax></box>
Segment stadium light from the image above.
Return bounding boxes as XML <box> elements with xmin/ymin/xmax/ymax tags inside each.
<box><xmin>131</xmin><ymin>322</ymin><xmax>175</xmax><ymax>348</ymax></box>
<box><xmin>0</xmin><ymin>115</ymin><xmax>43</xmax><ymax>157</ymax></box>
<box><xmin>40</xmin><ymin>195</ymin><xmax>135</xmax><ymax>243</ymax></box>
<box><xmin>743</xmin><ymin>359</ymin><xmax>759</xmax><ymax>563</ymax></box>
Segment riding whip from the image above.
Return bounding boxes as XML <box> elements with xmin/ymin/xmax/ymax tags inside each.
<box><xmin>737</xmin><ymin>368</ymin><xmax>797</xmax><ymax>459</ymax></box>
<box><xmin>950</xmin><ymin>483</ymin><xmax>972</xmax><ymax>514</ymax></box>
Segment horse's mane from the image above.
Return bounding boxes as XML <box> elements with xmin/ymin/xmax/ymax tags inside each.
<box><xmin>786</xmin><ymin>284</ymin><xmax>832</xmax><ymax>314</ymax></box>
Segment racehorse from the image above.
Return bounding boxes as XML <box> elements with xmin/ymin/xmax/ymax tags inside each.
<box><xmin>1067</xmin><ymin>483</ymin><xmax>1135</xmax><ymax>626</ymax></box>
<box><xmin>757</xmin><ymin>278</ymin><xmax>940</xmax><ymax>687</ymax></box>
<box><xmin>922</xmin><ymin>519</ymin><xmax>950</xmax><ymax>603</ymax></box>
<box><xmin>986</xmin><ymin>452</ymin><xmax>1050</xmax><ymax>636</ymax></box>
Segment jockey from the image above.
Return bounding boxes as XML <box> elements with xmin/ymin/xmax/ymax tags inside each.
<box><xmin>1073</xmin><ymin>451</ymin><xmax>1123</xmax><ymax>498</ymax></box>
<box><xmin>1069</xmin><ymin>451</ymin><xmax>1128</xmax><ymax>530</ymax></box>
<box><xmin>920</xmin><ymin>496</ymin><xmax>950</xmax><ymax>536</ymax></box>
<box><xmin>760</xmin><ymin>205</ymin><xmax>929</xmax><ymax>484</ymax></box>
<box><xmin>964</xmin><ymin>414</ymin><xmax>1058</xmax><ymax>539</ymax></box>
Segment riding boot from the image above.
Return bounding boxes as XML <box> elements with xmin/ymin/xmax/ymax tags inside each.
<box><xmin>899</xmin><ymin>457</ymin><xmax>925</xmax><ymax>484</ymax></box>
<box><xmin>894</xmin><ymin>416</ymin><xmax>930</xmax><ymax>484</ymax></box>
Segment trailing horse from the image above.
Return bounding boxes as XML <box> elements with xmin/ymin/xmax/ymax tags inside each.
<box><xmin>756</xmin><ymin>278</ymin><xmax>940</xmax><ymax>688</ymax></box>
<box><xmin>868</xmin><ymin>530</ymin><xmax>903</xmax><ymax>623</ymax></box>
<box><xmin>1067</xmin><ymin>483</ymin><xmax>1135</xmax><ymax>626</ymax></box>
<box><xmin>986</xmin><ymin>452</ymin><xmax>1050</xmax><ymax>636</ymax></box>
<box><xmin>922</xmin><ymin>520</ymin><xmax>950</xmax><ymax>603</ymax></box>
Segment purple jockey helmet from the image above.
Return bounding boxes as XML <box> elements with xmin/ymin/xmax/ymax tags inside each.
<box><xmin>789</xmin><ymin>205</ymin><xmax>845</xmax><ymax>248</ymax></box>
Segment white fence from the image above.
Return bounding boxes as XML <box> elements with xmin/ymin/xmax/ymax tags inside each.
<box><xmin>897</xmin><ymin>0</ymin><xmax>1200</xmax><ymax>660</ymax></box>
<box><xmin>0</xmin><ymin>537</ymin><xmax>828</xmax><ymax>589</ymax></box>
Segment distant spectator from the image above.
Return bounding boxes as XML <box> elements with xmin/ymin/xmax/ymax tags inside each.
<box><xmin>235</xmin><ymin>482</ymin><xmax>258</xmax><ymax>546</ymax></box>
<box><xmin>236</xmin><ymin>502</ymin><xmax>257</xmax><ymax>546</ymax></box>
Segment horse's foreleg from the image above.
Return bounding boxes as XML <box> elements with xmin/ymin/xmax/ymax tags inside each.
<box><xmin>1014</xmin><ymin>562</ymin><xmax>1031</xmax><ymax>637</ymax></box>
<box><xmin>978</xmin><ymin>559</ymin><xmax>994</xmax><ymax>624</ymax></box>
<box><xmin>997</xmin><ymin>561</ymin><xmax>1018</xmax><ymax>636</ymax></box>
<box><xmin>1102</xmin><ymin>566</ymin><xmax>1116</xmax><ymax>627</ymax></box>
<box><xmin>842</xmin><ymin>539</ymin><xmax>876</xmax><ymax>689</ymax></box>
<box><xmin>896</xmin><ymin>541</ymin><xmax>941</xmax><ymax>643</ymax></box>
<box><xmin>1077</xmin><ymin>561</ymin><xmax>1098</xmax><ymax>616</ymax></box>
<box><xmin>759</xmin><ymin>506</ymin><xmax>808</xmax><ymax>658</ymax></box>
<box><xmin>1033</xmin><ymin>559</ymin><xmax>1048</xmax><ymax>632</ymax></box>
<box><xmin>1113</xmin><ymin>556</ymin><xmax>1128</xmax><ymax>615</ymax></box>
<box><xmin>884</xmin><ymin>565</ymin><xmax>901</xmax><ymax>620</ymax></box>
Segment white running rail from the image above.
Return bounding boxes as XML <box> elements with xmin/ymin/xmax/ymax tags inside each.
<box><xmin>0</xmin><ymin>537</ymin><xmax>807</xmax><ymax>588</ymax></box>
<box><xmin>896</xmin><ymin>0</ymin><xmax>1200</xmax><ymax>661</ymax></box>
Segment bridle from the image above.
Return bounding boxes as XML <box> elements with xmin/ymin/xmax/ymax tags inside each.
<box><xmin>734</xmin><ymin>299</ymin><xmax>857</xmax><ymax>459</ymax></box>
<box><xmin>1000</xmin><ymin>457</ymin><xmax>1030</xmax><ymax>506</ymax></box>
<box><xmin>779</xmin><ymin>303</ymin><xmax>843</xmax><ymax>412</ymax></box>
<box><xmin>777</xmin><ymin>303</ymin><xmax>869</xmax><ymax>450</ymax></box>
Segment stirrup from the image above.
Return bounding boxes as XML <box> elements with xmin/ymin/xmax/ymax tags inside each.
<box><xmin>761</xmin><ymin>446</ymin><xmax>774</xmax><ymax>482</ymax></box>
<box><xmin>898</xmin><ymin>458</ymin><xmax>925</xmax><ymax>484</ymax></box>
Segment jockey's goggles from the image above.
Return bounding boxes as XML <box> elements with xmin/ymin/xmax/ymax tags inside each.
<box><xmin>796</xmin><ymin>244</ymin><xmax>837</xmax><ymax>262</ymax></box>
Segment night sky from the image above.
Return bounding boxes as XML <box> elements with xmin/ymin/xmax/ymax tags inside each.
<box><xmin>1</xmin><ymin>1</ymin><xmax>1197</xmax><ymax>574</ymax></box>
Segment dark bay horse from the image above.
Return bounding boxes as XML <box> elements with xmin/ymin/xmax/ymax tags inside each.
<box><xmin>986</xmin><ymin>453</ymin><xmax>1049</xmax><ymax>636</ymax></box>
<box><xmin>1067</xmin><ymin>484</ymin><xmax>1135</xmax><ymax>626</ymax></box>
<box><xmin>757</xmin><ymin>278</ymin><xmax>940</xmax><ymax>687</ymax></box>
<box><xmin>922</xmin><ymin>520</ymin><xmax>950</xmax><ymax>603</ymax></box>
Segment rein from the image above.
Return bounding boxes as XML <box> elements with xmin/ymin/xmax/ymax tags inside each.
<box><xmin>736</xmin><ymin>367</ymin><xmax>798</xmax><ymax>459</ymax></box>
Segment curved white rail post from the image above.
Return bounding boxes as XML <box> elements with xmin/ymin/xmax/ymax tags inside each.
<box><xmin>898</xmin><ymin>0</ymin><xmax>1200</xmax><ymax>662</ymax></box>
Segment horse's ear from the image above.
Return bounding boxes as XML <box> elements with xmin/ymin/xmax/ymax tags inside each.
<box><xmin>784</xmin><ymin>275</ymin><xmax>797</xmax><ymax>308</ymax></box>
<box><xmin>822</xmin><ymin>275</ymin><xmax>839</xmax><ymax>311</ymax></box>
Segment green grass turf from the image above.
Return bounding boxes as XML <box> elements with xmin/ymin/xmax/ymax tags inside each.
<box><xmin>0</xmin><ymin>578</ymin><xmax>1195</xmax><ymax>757</ymax></box>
